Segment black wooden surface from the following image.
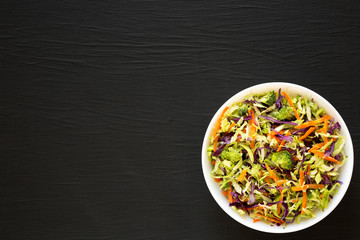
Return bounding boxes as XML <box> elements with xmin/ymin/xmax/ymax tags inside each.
<box><xmin>1</xmin><ymin>1</ymin><xmax>359</xmax><ymax>239</ymax></box>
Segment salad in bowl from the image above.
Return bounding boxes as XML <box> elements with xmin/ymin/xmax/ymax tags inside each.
<box><xmin>202</xmin><ymin>83</ymin><xmax>353</xmax><ymax>233</ymax></box>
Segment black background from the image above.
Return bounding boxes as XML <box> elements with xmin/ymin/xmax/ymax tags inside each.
<box><xmin>1</xmin><ymin>0</ymin><xmax>359</xmax><ymax>239</ymax></box>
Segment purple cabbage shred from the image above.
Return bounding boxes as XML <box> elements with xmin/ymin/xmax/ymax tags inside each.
<box><xmin>275</xmin><ymin>88</ymin><xmax>284</xmax><ymax>109</ymax></box>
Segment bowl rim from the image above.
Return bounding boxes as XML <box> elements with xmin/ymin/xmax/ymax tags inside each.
<box><xmin>201</xmin><ymin>82</ymin><xmax>354</xmax><ymax>233</ymax></box>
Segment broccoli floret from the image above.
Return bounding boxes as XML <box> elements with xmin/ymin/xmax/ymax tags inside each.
<box><xmin>274</xmin><ymin>106</ymin><xmax>294</xmax><ymax>121</ymax></box>
<box><xmin>260</xmin><ymin>122</ymin><xmax>270</xmax><ymax>134</ymax></box>
<box><xmin>238</xmin><ymin>104</ymin><xmax>248</xmax><ymax>116</ymax></box>
<box><xmin>220</xmin><ymin>147</ymin><xmax>242</xmax><ymax>163</ymax></box>
<box><xmin>259</xmin><ymin>91</ymin><xmax>276</xmax><ymax>106</ymax></box>
<box><xmin>271</xmin><ymin>150</ymin><xmax>293</xmax><ymax>170</ymax></box>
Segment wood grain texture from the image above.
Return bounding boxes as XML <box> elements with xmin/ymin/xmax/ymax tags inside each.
<box><xmin>0</xmin><ymin>0</ymin><xmax>359</xmax><ymax>239</ymax></box>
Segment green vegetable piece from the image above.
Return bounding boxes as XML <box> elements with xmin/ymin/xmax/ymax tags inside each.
<box><xmin>259</xmin><ymin>91</ymin><xmax>276</xmax><ymax>106</ymax></box>
<box><xmin>238</xmin><ymin>104</ymin><xmax>248</xmax><ymax>116</ymax></box>
<box><xmin>260</xmin><ymin>122</ymin><xmax>270</xmax><ymax>135</ymax></box>
<box><xmin>271</xmin><ymin>150</ymin><xmax>293</xmax><ymax>170</ymax></box>
<box><xmin>220</xmin><ymin>147</ymin><xmax>242</xmax><ymax>163</ymax></box>
<box><xmin>274</xmin><ymin>106</ymin><xmax>294</xmax><ymax>121</ymax></box>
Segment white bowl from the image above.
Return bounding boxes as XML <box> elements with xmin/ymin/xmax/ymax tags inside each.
<box><xmin>201</xmin><ymin>82</ymin><xmax>354</xmax><ymax>233</ymax></box>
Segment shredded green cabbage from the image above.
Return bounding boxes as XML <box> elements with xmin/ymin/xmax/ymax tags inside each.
<box><xmin>209</xmin><ymin>89</ymin><xmax>346</xmax><ymax>227</ymax></box>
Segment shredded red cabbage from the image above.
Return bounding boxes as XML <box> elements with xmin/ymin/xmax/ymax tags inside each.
<box><xmin>304</xmin><ymin>173</ymin><xmax>311</xmax><ymax>184</ymax></box>
<box><xmin>213</xmin><ymin>133</ymin><xmax>235</xmax><ymax>156</ymax></box>
<box><xmin>243</xmin><ymin>115</ymin><xmax>252</xmax><ymax>121</ymax></box>
<box><xmin>324</xmin><ymin>142</ymin><xmax>335</xmax><ymax>157</ymax></box>
<box><xmin>328</xmin><ymin>122</ymin><xmax>341</xmax><ymax>134</ymax></box>
<box><xmin>280</xmin><ymin>202</ymin><xmax>289</xmax><ymax>221</ymax></box>
<box><xmin>292</xmin><ymin>127</ymin><xmax>309</xmax><ymax>135</ymax></box>
<box><xmin>220</xmin><ymin>167</ymin><xmax>227</xmax><ymax>175</ymax></box>
<box><xmin>322</xmin><ymin>172</ymin><xmax>331</xmax><ymax>185</ymax></box>
<box><xmin>334</xmin><ymin>154</ymin><xmax>343</xmax><ymax>161</ymax></box>
<box><xmin>287</xmin><ymin>208</ymin><xmax>301</xmax><ymax>224</ymax></box>
<box><xmin>243</xmin><ymin>99</ymin><xmax>258</xmax><ymax>104</ymax></box>
<box><xmin>231</xmin><ymin>117</ymin><xmax>241</xmax><ymax>122</ymax></box>
<box><xmin>259</xmin><ymin>115</ymin><xmax>298</xmax><ymax>126</ymax></box>
<box><xmin>275</xmin><ymin>88</ymin><xmax>284</xmax><ymax>109</ymax></box>
<box><xmin>273</xmin><ymin>131</ymin><xmax>293</xmax><ymax>142</ymax></box>
<box><xmin>213</xmin><ymin>144</ymin><xmax>226</xmax><ymax>156</ymax></box>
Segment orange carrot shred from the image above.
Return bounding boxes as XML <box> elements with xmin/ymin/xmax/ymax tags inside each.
<box><xmin>295</xmin><ymin>115</ymin><xmax>331</xmax><ymax>129</ymax></box>
<box><xmin>253</xmin><ymin>218</ymin><xmax>261</xmax><ymax>223</ymax></box>
<box><xmin>226</xmin><ymin>122</ymin><xmax>236</xmax><ymax>134</ymax></box>
<box><xmin>253</xmin><ymin>213</ymin><xmax>284</xmax><ymax>225</ymax></box>
<box><xmin>237</xmin><ymin>168</ymin><xmax>249</xmax><ymax>182</ymax></box>
<box><xmin>311</xmin><ymin>150</ymin><xmax>342</xmax><ymax>164</ymax></box>
<box><xmin>308</xmin><ymin>142</ymin><xmax>325</xmax><ymax>153</ymax></box>
<box><xmin>307</xmin><ymin>165</ymin><xmax>310</xmax><ymax>175</ymax></box>
<box><xmin>214</xmin><ymin>178</ymin><xmax>222</xmax><ymax>182</ymax></box>
<box><xmin>282</xmin><ymin>91</ymin><xmax>300</xmax><ymax>120</ymax></box>
<box><xmin>277</xmin><ymin>190</ymin><xmax>284</xmax><ymax>215</ymax></box>
<box><xmin>298</xmin><ymin>127</ymin><xmax>317</xmax><ymax>141</ymax></box>
<box><xmin>276</xmin><ymin>180</ymin><xmax>287</xmax><ymax>186</ymax></box>
<box><xmin>265</xmin><ymin>163</ymin><xmax>278</xmax><ymax>182</ymax></box>
<box><xmin>299</xmin><ymin>170</ymin><xmax>304</xmax><ymax>186</ymax></box>
<box><xmin>291</xmin><ymin>184</ymin><xmax>324</xmax><ymax>192</ymax></box>
<box><xmin>212</xmin><ymin>106</ymin><xmax>229</xmax><ymax>139</ymax></box>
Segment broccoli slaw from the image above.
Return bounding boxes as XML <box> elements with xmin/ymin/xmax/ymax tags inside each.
<box><xmin>208</xmin><ymin>89</ymin><xmax>346</xmax><ymax>226</ymax></box>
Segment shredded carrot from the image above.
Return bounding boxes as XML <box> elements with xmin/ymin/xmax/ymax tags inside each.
<box><xmin>295</xmin><ymin>115</ymin><xmax>331</xmax><ymax>129</ymax></box>
<box><xmin>211</xmin><ymin>161</ymin><xmax>216</xmax><ymax>165</ymax></box>
<box><xmin>291</xmin><ymin>184</ymin><xmax>325</xmax><ymax>192</ymax></box>
<box><xmin>308</xmin><ymin>142</ymin><xmax>325</xmax><ymax>153</ymax></box>
<box><xmin>305</xmin><ymin>184</ymin><xmax>325</xmax><ymax>189</ymax></box>
<box><xmin>214</xmin><ymin>178</ymin><xmax>222</xmax><ymax>182</ymax></box>
<box><xmin>213</xmin><ymin>135</ymin><xmax>219</xmax><ymax>152</ymax></box>
<box><xmin>226</xmin><ymin>122</ymin><xmax>236</xmax><ymax>134</ymax></box>
<box><xmin>212</xmin><ymin>106</ymin><xmax>229</xmax><ymax>139</ymax></box>
<box><xmin>310</xmin><ymin>150</ymin><xmax>342</xmax><ymax>164</ymax></box>
<box><xmin>253</xmin><ymin>218</ymin><xmax>261</xmax><ymax>223</ymax></box>
<box><xmin>301</xmin><ymin>190</ymin><xmax>307</xmax><ymax>214</ymax></box>
<box><xmin>270</xmin><ymin>131</ymin><xmax>281</xmax><ymax>144</ymax></box>
<box><xmin>307</xmin><ymin>165</ymin><xmax>310</xmax><ymax>175</ymax></box>
<box><xmin>299</xmin><ymin>170</ymin><xmax>304</xmax><ymax>186</ymax></box>
<box><xmin>282</xmin><ymin>91</ymin><xmax>300</xmax><ymax>120</ymax></box>
<box><xmin>277</xmin><ymin>132</ymin><xmax>290</xmax><ymax>152</ymax></box>
<box><xmin>265</xmin><ymin>163</ymin><xmax>278</xmax><ymax>182</ymax></box>
<box><xmin>222</xmin><ymin>191</ymin><xmax>227</xmax><ymax>196</ymax></box>
<box><xmin>291</xmin><ymin>199</ymin><xmax>299</xmax><ymax>203</ymax></box>
<box><xmin>277</xmin><ymin>190</ymin><xmax>284</xmax><ymax>215</ymax></box>
<box><xmin>237</xmin><ymin>168</ymin><xmax>249</xmax><ymax>182</ymax></box>
<box><xmin>254</xmin><ymin>213</ymin><xmax>284</xmax><ymax>225</ymax></box>
<box><xmin>276</xmin><ymin>180</ymin><xmax>287</xmax><ymax>186</ymax></box>
<box><xmin>298</xmin><ymin>126</ymin><xmax>316</xmax><ymax>141</ymax></box>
